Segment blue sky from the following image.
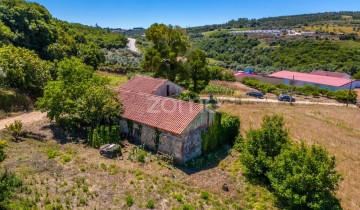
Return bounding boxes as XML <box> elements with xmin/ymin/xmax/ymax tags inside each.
<box><xmin>31</xmin><ymin>0</ymin><xmax>360</xmax><ymax>29</ymax></box>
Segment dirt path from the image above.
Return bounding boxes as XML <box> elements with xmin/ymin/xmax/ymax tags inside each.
<box><xmin>127</xmin><ymin>38</ymin><xmax>139</xmax><ymax>52</ymax></box>
<box><xmin>213</xmin><ymin>96</ymin><xmax>358</xmax><ymax>108</ymax></box>
<box><xmin>0</xmin><ymin>111</ymin><xmax>47</xmax><ymax>130</ymax></box>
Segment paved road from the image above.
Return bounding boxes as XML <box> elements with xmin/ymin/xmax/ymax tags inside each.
<box><xmin>0</xmin><ymin>111</ymin><xmax>47</xmax><ymax>130</ymax></box>
<box><xmin>127</xmin><ymin>38</ymin><xmax>139</xmax><ymax>53</ymax></box>
<box><xmin>213</xmin><ymin>96</ymin><xmax>358</xmax><ymax>108</ymax></box>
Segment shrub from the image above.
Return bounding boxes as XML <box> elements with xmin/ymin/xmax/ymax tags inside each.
<box><xmin>0</xmin><ymin>140</ymin><xmax>8</xmax><ymax>162</ymax></box>
<box><xmin>202</xmin><ymin>112</ymin><xmax>240</xmax><ymax>153</ymax></box>
<box><xmin>200</xmin><ymin>191</ymin><xmax>209</xmax><ymax>200</ymax></box>
<box><xmin>178</xmin><ymin>91</ymin><xmax>200</xmax><ymax>103</ymax></box>
<box><xmin>242</xmin><ymin>77</ymin><xmax>276</xmax><ymax>94</ymax></box>
<box><xmin>125</xmin><ymin>195</ymin><xmax>134</xmax><ymax>207</ymax></box>
<box><xmin>146</xmin><ymin>200</ymin><xmax>155</xmax><ymax>209</ymax></box>
<box><xmin>240</xmin><ymin>115</ymin><xmax>290</xmax><ymax>184</ymax></box>
<box><xmin>268</xmin><ymin>142</ymin><xmax>343</xmax><ymax>209</ymax></box>
<box><xmin>0</xmin><ymin>170</ymin><xmax>23</xmax><ymax>209</ymax></box>
<box><xmin>0</xmin><ymin>90</ymin><xmax>32</xmax><ymax>113</ymax></box>
<box><xmin>87</xmin><ymin>125</ymin><xmax>121</xmax><ymax>149</ymax></box>
<box><xmin>5</xmin><ymin>120</ymin><xmax>23</xmax><ymax>141</ymax></box>
<box><xmin>182</xmin><ymin>204</ymin><xmax>196</xmax><ymax>210</ymax></box>
<box><xmin>333</xmin><ymin>90</ymin><xmax>357</xmax><ymax>103</ymax></box>
<box><xmin>47</xmin><ymin>150</ymin><xmax>61</xmax><ymax>159</ymax></box>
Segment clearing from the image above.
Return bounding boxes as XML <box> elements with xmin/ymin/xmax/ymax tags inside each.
<box><xmin>220</xmin><ymin>103</ymin><xmax>360</xmax><ymax>210</ymax></box>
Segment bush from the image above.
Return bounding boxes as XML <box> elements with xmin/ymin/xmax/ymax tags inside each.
<box><xmin>240</xmin><ymin>115</ymin><xmax>290</xmax><ymax>184</ymax></box>
<box><xmin>0</xmin><ymin>90</ymin><xmax>32</xmax><ymax>112</ymax></box>
<box><xmin>5</xmin><ymin>120</ymin><xmax>22</xmax><ymax>141</ymax></box>
<box><xmin>0</xmin><ymin>170</ymin><xmax>23</xmax><ymax>209</ymax></box>
<box><xmin>87</xmin><ymin>125</ymin><xmax>121</xmax><ymax>149</ymax></box>
<box><xmin>242</xmin><ymin>77</ymin><xmax>276</xmax><ymax>94</ymax></box>
<box><xmin>125</xmin><ymin>195</ymin><xmax>134</xmax><ymax>207</ymax></box>
<box><xmin>0</xmin><ymin>140</ymin><xmax>8</xmax><ymax>162</ymax></box>
<box><xmin>202</xmin><ymin>112</ymin><xmax>240</xmax><ymax>153</ymax></box>
<box><xmin>268</xmin><ymin>142</ymin><xmax>343</xmax><ymax>209</ymax></box>
<box><xmin>146</xmin><ymin>200</ymin><xmax>155</xmax><ymax>209</ymax></box>
<box><xmin>333</xmin><ymin>90</ymin><xmax>357</xmax><ymax>103</ymax></box>
<box><xmin>178</xmin><ymin>91</ymin><xmax>200</xmax><ymax>103</ymax></box>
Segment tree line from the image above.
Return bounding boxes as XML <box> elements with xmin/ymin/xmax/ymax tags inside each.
<box><xmin>192</xmin><ymin>31</ymin><xmax>360</xmax><ymax>77</ymax></box>
<box><xmin>187</xmin><ymin>11</ymin><xmax>360</xmax><ymax>33</ymax></box>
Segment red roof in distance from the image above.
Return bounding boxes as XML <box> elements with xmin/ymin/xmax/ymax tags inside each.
<box><xmin>268</xmin><ymin>71</ymin><xmax>353</xmax><ymax>87</ymax></box>
<box><xmin>117</xmin><ymin>88</ymin><xmax>204</xmax><ymax>135</ymax></box>
<box><xmin>121</xmin><ymin>75</ymin><xmax>168</xmax><ymax>94</ymax></box>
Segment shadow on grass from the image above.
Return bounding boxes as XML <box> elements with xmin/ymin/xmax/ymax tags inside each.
<box><xmin>40</xmin><ymin>123</ymin><xmax>87</xmax><ymax>145</ymax></box>
<box><xmin>177</xmin><ymin>145</ymin><xmax>231</xmax><ymax>175</ymax></box>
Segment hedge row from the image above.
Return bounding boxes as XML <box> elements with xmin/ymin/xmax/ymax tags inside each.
<box><xmin>243</xmin><ymin>77</ymin><xmax>358</xmax><ymax>103</ymax></box>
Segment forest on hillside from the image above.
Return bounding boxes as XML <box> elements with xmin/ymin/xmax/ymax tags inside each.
<box><xmin>191</xmin><ymin>32</ymin><xmax>360</xmax><ymax>76</ymax></box>
<box><xmin>187</xmin><ymin>11</ymin><xmax>360</xmax><ymax>33</ymax></box>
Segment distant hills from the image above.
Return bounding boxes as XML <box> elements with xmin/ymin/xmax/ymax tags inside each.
<box><xmin>187</xmin><ymin>12</ymin><xmax>360</xmax><ymax>33</ymax></box>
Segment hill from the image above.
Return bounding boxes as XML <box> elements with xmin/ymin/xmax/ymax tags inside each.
<box><xmin>188</xmin><ymin>11</ymin><xmax>360</xmax><ymax>33</ymax></box>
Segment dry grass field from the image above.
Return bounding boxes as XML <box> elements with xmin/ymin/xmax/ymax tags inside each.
<box><xmin>0</xmin><ymin>117</ymin><xmax>277</xmax><ymax>209</ymax></box>
<box><xmin>220</xmin><ymin>103</ymin><xmax>360</xmax><ymax>210</ymax></box>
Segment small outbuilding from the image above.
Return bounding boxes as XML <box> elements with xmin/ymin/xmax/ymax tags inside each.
<box><xmin>117</xmin><ymin>76</ymin><xmax>215</xmax><ymax>164</ymax></box>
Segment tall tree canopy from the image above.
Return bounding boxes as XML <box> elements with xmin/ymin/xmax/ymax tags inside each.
<box><xmin>37</xmin><ymin>57</ymin><xmax>123</xmax><ymax>130</ymax></box>
<box><xmin>142</xmin><ymin>23</ymin><xmax>188</xmax><ymax>81</ymax></box>
<box><xmin>185</xmin><ymin>49</ymin><xmax>210</xmax><ymax>93</ymax></box>
<box><xmin>268</xmin><ymin>142</ymin><xmax>343</xmax><ymax>209</ymax></box>
<box><xmin>0</xmin><ymin>45</ymin><xmax>52</xmax><ymax>96</ymax></box>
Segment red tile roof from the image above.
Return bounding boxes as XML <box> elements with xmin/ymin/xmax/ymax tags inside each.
<box><xmin>310</xmin><ymin>70</ymin><xmax>350</xmax><ymax>78</ymax></box>
<box><xmin>117</xmin><ymin>88</ymin><xmax>204</xmax><ymax>135</ymax></box>
<box><xmin>121</xmin><ymin>75</ymin><xmax>168</xmax><ymax>94</ymax></box>
<box><xmin>268</xmin><ymin>71</ymin><xmax>353</xmax><ymax>87</ymax></box>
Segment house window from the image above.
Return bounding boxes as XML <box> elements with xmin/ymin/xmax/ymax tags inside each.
<box><xmin>166</xmin><ymin>85</ymin><xmax>170</xmax><ymax>97</ymax></box>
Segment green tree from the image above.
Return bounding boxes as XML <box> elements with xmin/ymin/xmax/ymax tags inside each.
<box><xmin>0</xmin><ymin>45</ymin><xmax>51</xmax><ymax>96</ymax></box>
<box><xmin>142</xmin><ymin>24</ymin><xmax>187</xmax><ymax>81</ymax></box>
<box><xmin>0</xmin><ymin>20</ymin><xmax>13</xmax><ymax>45</ymax></box>
<box><xmin>78</xmin><ymin>43</ymin><xmax>105</xmax><ymax>70</ymax></box>
<box><xmin>186</xmin><ymin>49</ymin><xmax>210</xmax><ymax>93</ymax></box>
<box><xmin>240</xmin><ymin>115</ymin><xmax>290</xmax><ymax>183</ymax></box>
<box><xmin>36</xmin><ymin>57</ymin><xmax>122</xmax><ymax>130</ymax></box>
<box><xmin>0</xmin><ymin>0</ymin><xmax>56</xmax><ymax>56</ymax></box>
<box><xmin>268</xmin><ymin>142</ymin><xmax>343</xmax><ymax>209</ymax></box>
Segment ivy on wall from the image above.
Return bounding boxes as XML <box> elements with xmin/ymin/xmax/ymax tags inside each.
<box><xmin>201</xmin><ymin>112</ymin><xmax>240</xmax><ymax>153</ymax></box>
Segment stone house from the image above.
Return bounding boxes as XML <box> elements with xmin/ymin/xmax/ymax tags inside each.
<box><xmin>117</xmin><ymin>76</ymin><xmax>215</xmax><ymax>164</ymax></box>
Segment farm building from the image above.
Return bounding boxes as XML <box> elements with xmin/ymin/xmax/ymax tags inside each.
<box><xmin>310</xmin><ymin>70</ymin><xmax>351</xmax><ymax>79</ymax></box>
<box><xmin>268</xmin><ymin>70</ymin><xmax>358</xmax><ymax>91</ymax></box>
<box><xmin>117</xmin><ymin>76</ymin><xmax>215</xmax><ymax>164</ymax></box>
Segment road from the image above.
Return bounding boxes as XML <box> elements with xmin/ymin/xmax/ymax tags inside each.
<box><xmin>0</xmin><ymin>111</ymin><xmax>47</xmax><ymax>130</ymax></box>
<box><xmin>211</xmin><ymin>96</ymin><xmax>358</xmax><ymax>108</ymax></box>
<box><xmin>127</xmin><ymin>38</ymin><xmax>139</xmax><ymax>53</ymax></box>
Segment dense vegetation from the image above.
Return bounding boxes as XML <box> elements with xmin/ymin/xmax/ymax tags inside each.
<box><xmin>239</xmin><ymin>115</ymin><xmax>343</xmax><ymax>209</ymax></box>
<box><xmin>242</xmin><ymin>77</ymin><xmax>358</xmax><ymax>103</ymax></box>
<box><xmin>188</xmin><ymin>12</ymin><xmax>360</xmax><ymax>33</ymax></box>
<box><xmin>192</xmin><ymin>32</ymin><xmax>360</xmax><ymax>75</ymax></box>
<box><xmin>36</xmin><ymin>58</ymin><xmax>123</xmax><ymax>132</ymax></box>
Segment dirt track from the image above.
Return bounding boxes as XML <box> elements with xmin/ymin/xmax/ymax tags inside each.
<box><xmin>0</xmin><ymin>111</ymin><xmax>47</xmax><ymax>130</ymax></box>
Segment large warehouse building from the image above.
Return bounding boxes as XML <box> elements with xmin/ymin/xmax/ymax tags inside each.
<box><xmin>268</xmin><ymin>70</ymin><xmax>359</xmax><ymax>91</ymax></box>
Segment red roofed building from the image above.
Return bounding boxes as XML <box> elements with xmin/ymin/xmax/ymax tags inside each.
<box><xmin>310</xmin><ymin>70</ymin><xmax>351</xmax><ymax>79</ymax></box>
<box><xmin>121</xmin><ymin>75</ymin><xmax>184</xmax><ymax>97</ymax></box>
<box><xmin>117</xmin><ymin>76</ymin><xmax>215</xmax><ymax>163</ymax></box>
<box><xmin>268</xmin><ymin>70</ymin><xmax>355</xmax><ymax>91</ymax></box>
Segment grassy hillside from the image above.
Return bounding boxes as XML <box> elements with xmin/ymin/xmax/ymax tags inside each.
<box><xmin>220</xmin><ymin>103</ymin><xmax>360</xmax><ymax>210</ymax></box>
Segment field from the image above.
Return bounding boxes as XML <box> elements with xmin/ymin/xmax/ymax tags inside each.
<box><xmin>0</xmin><ymin>116</ymin><xmax>277</xmax><ymax>209</ymax></box>
<box><xmin>220</xmin><ymin>103</ymin><xmax>360</xmax><ymax>210</ymax></box>
<box><xmin>96</xmin><ymin>71</ymin><xmax>129</xmax><ymax>87</ymax></box>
